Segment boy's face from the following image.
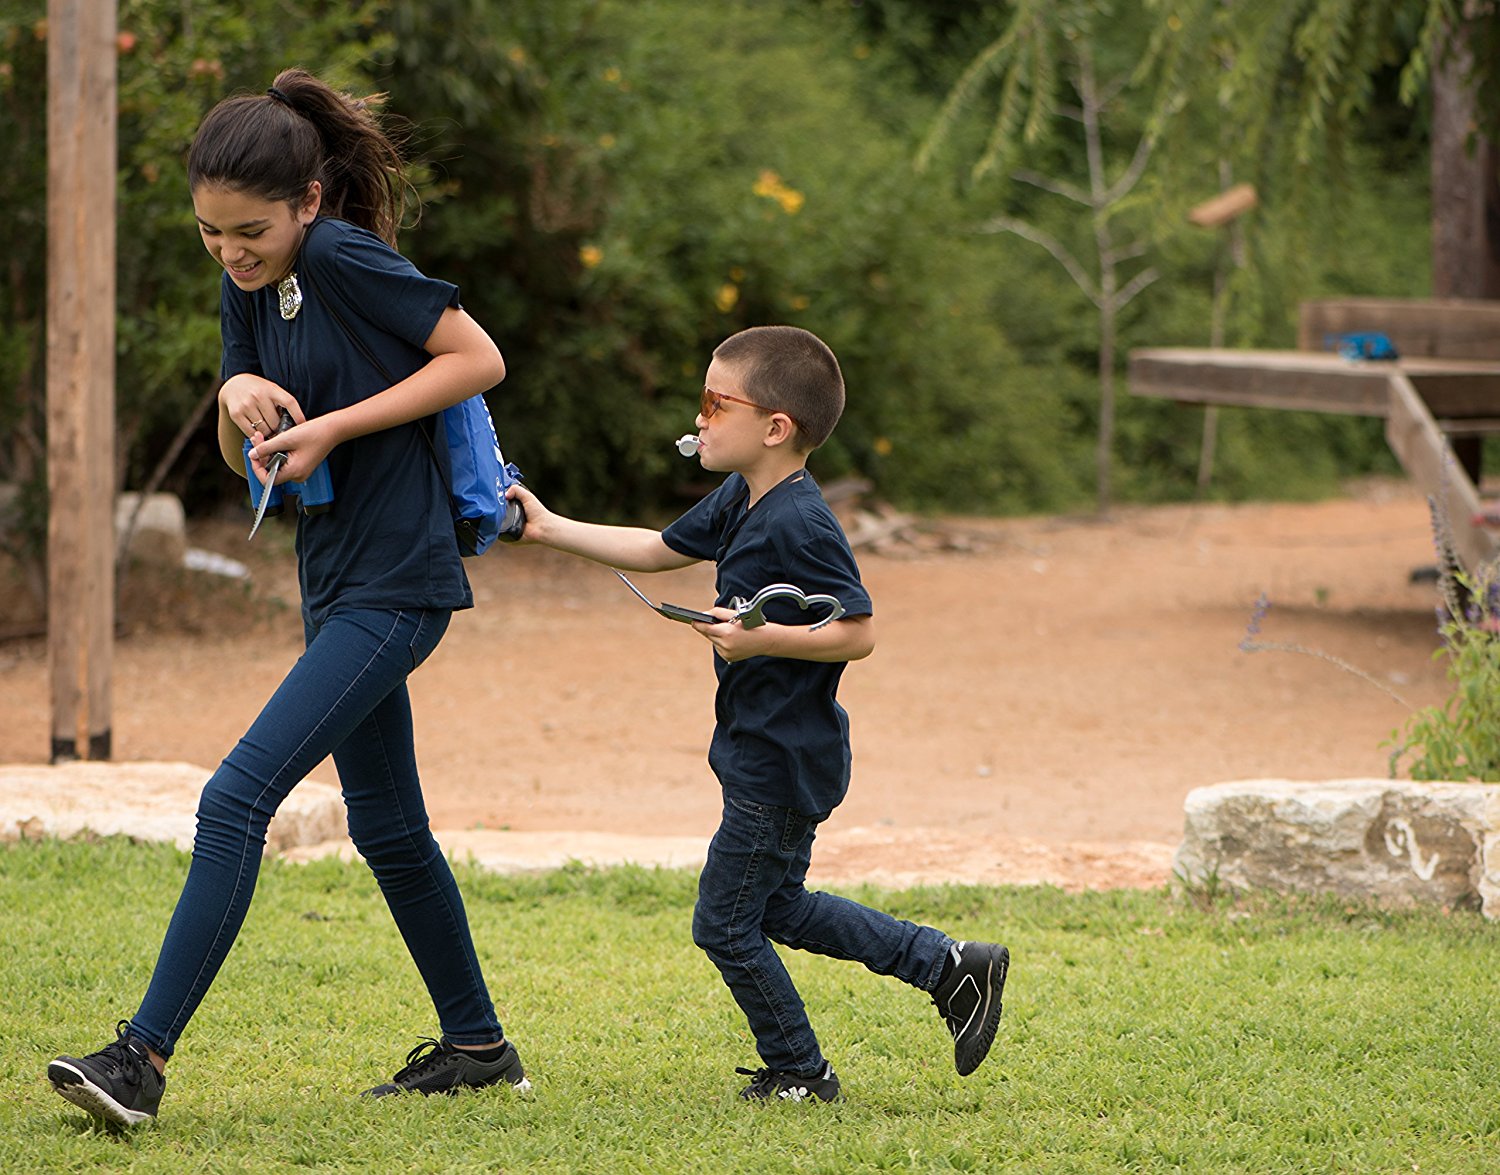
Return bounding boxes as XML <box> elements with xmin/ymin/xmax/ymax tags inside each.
<box><xmin>693</xmin><ymin>357</ymin><xmax>788</xmax><ymax>473</ymax></box>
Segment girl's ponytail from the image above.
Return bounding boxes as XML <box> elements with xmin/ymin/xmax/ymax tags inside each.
<box><xmin>187</xmin><ymin>68</ymin><xmax>410</xmax><ymax>246</ymax></box>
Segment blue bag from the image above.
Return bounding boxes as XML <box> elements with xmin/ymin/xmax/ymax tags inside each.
<box><xmin>316</xmin><ymin>274</ymin><xmax>525</xmax><ymax>556</ymax></box>
<box><xmin>439</xmin><ymin>394</ymin><xmax>526</xmax><ymax>556</ymax></box>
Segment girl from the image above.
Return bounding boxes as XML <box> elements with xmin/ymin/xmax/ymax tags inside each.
<box><xmin>47</xmin><ymin>69</ymin><xmax>527</xmax><ymax>1128</ymax></box>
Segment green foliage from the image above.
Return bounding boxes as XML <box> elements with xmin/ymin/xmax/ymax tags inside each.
<box><xmin>1388</xmin><ymin>559</ymin><xmax>1500</xmax><ymax>781</ymax></box>
<box><xmin>0</xmin><ymin>0</ymin><xmax>1450</xmax><ymax>588</ymax></box>
<box><xmin>378</xmin><ymin>0</ymin><xmax>1058</xmax><ymax>518</ymax></box>
<box><xmin>5</xmin><ymin>839</ymin><xmax>1500</xmax><ymax>1171</ymax></box>
<box><xmin>1141</xmin><ymin>0</ymin><xmax>1497</xmax><ymax>161</ymax></box>
<box><xmin>0</xmin><ymin>0</ymin><xmax>391</xmax><ymax>579</ymax></box>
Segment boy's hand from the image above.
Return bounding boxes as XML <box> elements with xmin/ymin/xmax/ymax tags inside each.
<box><xmin>505</xmin><ymin>483</ymin><xmax>548</xmax><ymax>544</ymax></box>
<box><xmin>692</xmin><ymin>607</ymin><xmax>764</xmax><ymax>662</ymax></box>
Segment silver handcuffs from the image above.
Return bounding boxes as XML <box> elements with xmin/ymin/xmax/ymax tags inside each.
<box><xmin>614</xmin><ymin>570</ymin><xmax>845</xmax><ymax>631</ymax></box>
<box><xmin>730</xmin><ymin>582</ymin><xmax>845</xmax><ymax>631</ymax></box>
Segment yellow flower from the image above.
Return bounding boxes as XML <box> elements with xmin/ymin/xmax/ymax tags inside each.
<box><xmin>873</xmin><ymin>436</ymin><xmax>894</xmax><ymax>457</ymax></box>
<box><xmin>715</xmin><ymin>283</ymin><xmax>740</xmax><ymax>313</ymax></box>
<box><xmin>752</xmin><ymin>169</ymin><xmax>804</xmax><ymax>215</ymax></box>
<box><xmin>789</xmin><ymin>295</ymin><xmax>809</xmax><ymax>311</ymax></box>
<box><xmin>753</xmin><ymin>170</ymin><xmax>781</xmax><ymax>199</ymax></box>
<box><xmin>598</xmin><ymin>133</ymin><xmax>616</xmax><ymax>150</ymax></box>
<box><xmin>508</xmin><ymin>45</ymin><xmax>528</xmax><ymax>65</ymax></box>
<box><xmin>602</xmin><ymin>66</ymin><xmax>622</xmax><ymax>83</ymax></box>
<box><xmin>579</xmin><ymin>245</ymin><xmax>603</xmax><ymax>269</ymax></box>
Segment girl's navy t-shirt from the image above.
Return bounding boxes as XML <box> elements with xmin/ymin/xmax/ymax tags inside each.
<box><xmin>661</xmin><ymin>469</ymin><xmax>873</xmax><ymax>816</ymax></box>
<box><xmin>219</xmin><ymin>216</ymin><xmax>472</xmax><ymax>625</ymax></box>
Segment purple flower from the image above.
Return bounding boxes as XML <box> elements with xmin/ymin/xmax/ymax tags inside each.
<box><xmin>1240</xmin><ymin>593</ymin><xmax>1270</xmax><ymax>651</ymax></box>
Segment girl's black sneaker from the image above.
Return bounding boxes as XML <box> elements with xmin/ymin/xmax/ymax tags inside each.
<box><xmin>48</xmin><ymin>1022</ymin><xmax>165</xmax><ymax>1128</ymax></box>
<box><xmin>363</xmin><ymin>1037</ymin><xmax>531</xmax><ymax>1097</ymax></box>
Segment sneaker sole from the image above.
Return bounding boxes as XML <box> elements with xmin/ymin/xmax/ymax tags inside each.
<box><xmin>48</xmin><ymin>1061</ymin><xmax>155</xmax><ymax>1128</ymax></box>
<box><xmin>955</xmin><ymin>946</ymin><xmax>1009</xmax><ymax>1077</ymax></box>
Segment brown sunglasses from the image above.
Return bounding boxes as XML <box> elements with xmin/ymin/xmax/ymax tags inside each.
<box><xmin>700</xmin><ymin>386</ymin><xmax>801</xmax><ymax>431</ymax></box>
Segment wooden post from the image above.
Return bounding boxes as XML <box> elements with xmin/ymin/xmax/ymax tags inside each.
<box><xmin>1188</xmin><ymin>176</ymin><xmax>1256</xmax><ymax>495</ymax></box>
<box><xmin>47</xmin><ymin>0</ymin><xmax>116</xmax><ymax>762</ymax></box>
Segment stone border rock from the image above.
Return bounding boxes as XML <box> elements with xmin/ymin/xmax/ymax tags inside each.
<box><xmin>0</xmin><ymin>761</ymin><xmax>1176</xmax><ymax>889</ymax></box>
<box><xmin>1175</xmin><ymin>779</ymin><xmax>1500</xmax><ymax>917</ymax></box>
<box><xmin>0</xmin><ymin>762</ymin><xmax>345</xmax><ymax>855</ymax></box>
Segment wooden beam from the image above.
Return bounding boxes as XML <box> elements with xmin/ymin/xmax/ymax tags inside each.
<box><xmin>1297</xmin><ymin>298</ymin><xmax>1500</xmax><ymax>359</ymax></box>
<box><xmin>1187</xmin><ymin>182</ymin><xmax>1257</xmax><ymax>228</ymax></box>
<box><xmin>1129</xmin><ymin>349</ymin><xmax>1393</xmax><ymax>416</ymax></box>
<box><xmin>1384</xmin><ymin>372</ymin><xmax>1498</xmax><ymax>574</ymax></box>
<box><xmin>47</xmin><ymin>0</ymin><xmax>116</xmax><ymax>761</ymax></box>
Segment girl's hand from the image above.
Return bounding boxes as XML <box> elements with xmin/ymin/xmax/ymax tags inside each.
<box><xmin>250</xmin><ymin>413</ymin><xmax>338</xmax><ymax>485</ymax></box>
<box><xmin>220</xmin><ymin>373</ymin><xmax>304</xmax><ymax>441</ymax></box>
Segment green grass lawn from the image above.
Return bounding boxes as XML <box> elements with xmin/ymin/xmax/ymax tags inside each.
<box><xmin>3</xmin><ymin>838</ymin><xmax>1497</xmax><ymax>1173</ymax></box>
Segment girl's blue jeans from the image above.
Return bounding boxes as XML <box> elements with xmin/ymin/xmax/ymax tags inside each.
<box><xmin>129</xmin><ymin>607</ymin><xmax>503</xmax><ymax>1057</ymax></box>
<box><xmin>692</xmin><ymin>792</ymin><xmax>953</xmax><ymax>1075</ymax></box>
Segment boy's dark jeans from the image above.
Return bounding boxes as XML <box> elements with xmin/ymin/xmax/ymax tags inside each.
<box><xmin>129</xmin><ymin>607</ymin><xmax>505</xmax><ymax>1057</ymax></box>
<box><xmin>693</xmin><ymin>792</ymin><xmax>953</xmax><ymax>1075</ymax></box>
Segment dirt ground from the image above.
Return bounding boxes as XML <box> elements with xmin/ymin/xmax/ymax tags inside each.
<box><xmin>0</xmin><ymin>477</ymin><xmax>1459</xmax><ymax>889</ymax></box>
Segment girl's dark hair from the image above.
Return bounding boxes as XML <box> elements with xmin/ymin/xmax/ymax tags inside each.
<box><xmin>186</xmin><ymin>68</ymin><xmax>409</xmax><ymax>246</ymax></box>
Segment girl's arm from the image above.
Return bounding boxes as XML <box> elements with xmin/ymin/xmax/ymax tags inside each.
<box><xmin>249</xmin><ymin>306</ymin><xmax>503</xmax><ymax>484</ymax></box>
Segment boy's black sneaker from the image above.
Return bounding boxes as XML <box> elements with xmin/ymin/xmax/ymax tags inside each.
<box><xmin>736</xmin><ymin>1061</ymin><xmax>841</xmax><ymax>1103</ymax></box>
<box><xmin>932</xmin><ymin>940</ymin><xmax>1009</xmax><ymax>1076</ymax></box>
<box><xmin>48</xmin><ymin>1021</ymin><xmax>165</xmax><ymax>1128</ymax></box>
<box><xmin>363</xmin><ymin>1037</ymin><xmax>531</xmax><ymax>1097</ymax></box>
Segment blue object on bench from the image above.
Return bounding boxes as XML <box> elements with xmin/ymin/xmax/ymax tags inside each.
<box><xmin>1326</xmin><ymin>331</ymin><xmax>1400</xmax><ymax>361</ymax></box>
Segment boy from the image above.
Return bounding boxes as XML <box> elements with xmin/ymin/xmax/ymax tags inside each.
<box><xmin>507</xmin><ymin>325</ymin><xmax>1008</xmax><ymax>1101</ymax></box>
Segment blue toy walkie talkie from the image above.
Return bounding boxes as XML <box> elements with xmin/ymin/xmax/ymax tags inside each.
<box><xmin>244</xmin><ymin>408</ymin><xmax>334</xmax><ymax>540</ymax></box>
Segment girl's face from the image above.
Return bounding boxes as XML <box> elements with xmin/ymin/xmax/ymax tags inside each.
<box><xmin>192</xmin><ymin>182</ymin><xmax>321</xmax><ymax>291</ymax></box>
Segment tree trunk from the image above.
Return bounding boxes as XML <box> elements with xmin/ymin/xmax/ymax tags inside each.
<box><xmin>1431</xmin><ymin>17</ymin><xmax>1500</xmax><ymax>299</ymax></box>
<box><xmin>1097</xmin><ymin>304</ymin><xmax>1116</xmax><ymax>515</ymax></box>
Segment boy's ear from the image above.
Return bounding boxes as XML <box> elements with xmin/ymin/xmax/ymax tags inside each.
<box><xmin>764</xmin><ymin>411</ymin><xmax>798</xmax><ymax>449</ymax></box>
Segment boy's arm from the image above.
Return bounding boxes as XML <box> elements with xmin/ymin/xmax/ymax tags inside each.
<box><xmin>506</xmin><ymin>483</ymin><xmax>698</xmax><ymax>573</ymax></box>
<box><xmin>692</xmin><ymin>612</ymin><xmax>875</xmax><ymax>665</ymax></box>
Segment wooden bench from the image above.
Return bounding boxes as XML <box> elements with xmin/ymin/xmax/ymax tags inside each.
<box><xmin>1127</xmin><ymin>298</ymin><xmax>1500</xmax><ymax>571</ymax></box>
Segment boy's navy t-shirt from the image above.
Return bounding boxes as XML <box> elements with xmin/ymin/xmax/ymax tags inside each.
<box><xmin>662</xmin><ymin>469</ymin><xmax>873</xmax><ymax>816</ymax></box>
<box><xmin>219</xmin><ymin>216</ymin><xmax>472</xmax><ymax>625</ymax></box>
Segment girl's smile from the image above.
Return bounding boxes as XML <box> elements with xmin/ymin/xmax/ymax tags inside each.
<box><xmin>192</xmin><ymin>182</ymin><xmax>321</xmax><ymax>292</ymax></box>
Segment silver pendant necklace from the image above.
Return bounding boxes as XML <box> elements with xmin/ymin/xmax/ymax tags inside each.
<box><xmin>277</xmin><ymin>272</ymin><xmax>303</xmax><ymax>321</ymax></box>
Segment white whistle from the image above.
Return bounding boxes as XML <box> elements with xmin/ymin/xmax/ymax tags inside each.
<box><xmin>676</xmin><ymin>434</ymin><xmax>702</xmax><ymax>457</ymax></box>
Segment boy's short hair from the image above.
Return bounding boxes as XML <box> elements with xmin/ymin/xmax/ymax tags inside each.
<box><xmin>713</xmin><ymin>326</ymin><xmax>844</xmax><ymax>451</ymax></box>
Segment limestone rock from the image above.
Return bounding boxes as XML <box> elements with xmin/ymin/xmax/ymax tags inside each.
<box><xmin>0</xmin><ymin>761</ymin><xmax>346</xmax><ymax>855</ymax></box>
<box><xmin>1175</xmin><ymin>779</ymin><xmax>1500</xmax><ymax>917</ymax></box>
<box><xmin>115</xmin><ymin>492</ymin><xmax>187</xmax><ymax>567</ymax></box>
